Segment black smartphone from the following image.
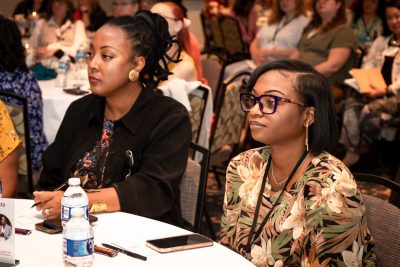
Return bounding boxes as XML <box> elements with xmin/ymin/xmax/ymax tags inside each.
<box><xmin>63</xmin><ymin>87</ymin><xmax>89</xmax><ymax>95</ymax></box>
<box><xmin>35</xmin><ymin>215</ymin><xmax>98</xmax><ymax>234</ymax></box>
<box><xmin>0</xmin><ymin>260</ymin><xmax>20</xmax><ymax>266</ymax></box>
<box><xmin>146</xmin><ymin>234</ymin><xmax>213</xmax><ymax>253</ymax></box>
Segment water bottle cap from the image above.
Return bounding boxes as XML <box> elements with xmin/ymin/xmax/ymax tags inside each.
<box><xmin>70</xmin><ymin>207</ymin><xmax>84</xmax><ymax>217</ymax></box>
<box><xmin>68</xmin><ymin>177</ymin><xmax>81</xmax><ymax>186</ymax></box>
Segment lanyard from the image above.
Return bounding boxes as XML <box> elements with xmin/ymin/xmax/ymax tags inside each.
<box><xmin>245</xmin><ymin>151</ymin><xmax>308</xmax><ymax>253</ymax></box>
<box><xmin>271</xmin><ymin>17</ymin><xmax>294</xmax><ymax>43</ymax></box>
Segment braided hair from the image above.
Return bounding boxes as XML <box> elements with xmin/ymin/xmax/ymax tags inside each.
<box><xmin>0</xmin><ymin>15</ymin><xmax>28</xmax><ymax>72</ymax></box>
<box><xmin>105</xmin><ymin>10</ymin><xmax>181</xmax><ymax>88</ymax></box>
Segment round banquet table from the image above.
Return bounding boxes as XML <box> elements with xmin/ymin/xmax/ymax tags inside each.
<box><xmin>38</xmin><ymin>79</ymin><xmax>88</xmax><ymax>144</ymax></box>
<box><xmin>14</xmin><ymin>199</ymin><xmax>254</xmax><ymax>266</ymax></box>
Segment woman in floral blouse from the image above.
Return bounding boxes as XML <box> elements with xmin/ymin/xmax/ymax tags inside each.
<box><xmin>0</xmin><ymin>100</ymin><xmax>21</xmax><ymax>197</ymax></box>
<box><xmin>220</xmin><ymin>60</ymin><xmax>376</xmax><ymax>266</ymax></box>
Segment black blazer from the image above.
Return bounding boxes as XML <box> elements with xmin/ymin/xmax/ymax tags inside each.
<box><xmin>39</xmin><ymin>87</ymin><xmax>191</xmax><ymax>226</ymax></box>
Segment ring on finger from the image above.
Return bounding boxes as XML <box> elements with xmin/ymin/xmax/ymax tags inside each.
<box><xmin>43</xmin><ymin>208</ymin><xmax>50</xmax><ymax>217</ymax></box>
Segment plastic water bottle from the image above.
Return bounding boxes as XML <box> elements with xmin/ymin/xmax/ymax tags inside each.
<box><xmin>63</xmin><ymin>207</ymin><xmax>94</xmax><ymax>267</ymax></box>
<box><xmin>56</xmin><ymin>55</ymin><xmax>70</xmax><ymax>88</ymax></box>
<box><xmin>75</xmin><ymin>44</ymin><xmax>87</xmax><ymax>81</ymax></box>
<box><xmin>61</xmin><ymin>178</ymin><xmax>88</xmax><ymax>228</ymax></box>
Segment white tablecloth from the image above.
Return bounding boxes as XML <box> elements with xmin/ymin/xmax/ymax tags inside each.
<box><xmin>14</xmin><ymin>199</ymin><xmax>254</xmax><ymax>266</ymax></box>
<box><xmin>38</xmin><ymin>79</ymin><xmax>88</xmax><ymax>144</ymax></box>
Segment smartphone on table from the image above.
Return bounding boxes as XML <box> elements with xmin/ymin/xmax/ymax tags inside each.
<box><xmin>146</xmin><ymin>234</ymin><xmax>213</xmax><ymax>253</ymax></box>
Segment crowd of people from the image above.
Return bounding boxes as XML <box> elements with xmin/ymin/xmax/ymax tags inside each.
<box><xmin>0</xmin><ymin>0</ymin><xmax>399</xmax><ymax>265</ymax></box>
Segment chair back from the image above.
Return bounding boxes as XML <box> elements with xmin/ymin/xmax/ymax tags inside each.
<box><xmin>188</xmin><ymin>85</ymin><xmax>209</xmax><ymax>144</ymax></box>
<box><xmin>362</xmin><ymin>195</ymin><xmax>400</xmax><ymax>266</ymax></box>
<box><xmin>218</xmin><ymin>15</ymin><xmax>249</xmax><ymax>61</ymax></box>
<box><xmin>201</xmin><ymin>53</ymin><xmax>225</xmax><ymax>105</ymax></box>
<box><xmin>0</xmin><ymin>91</ymin><xmax>33</xmax><ymax>193</ymax></box>
<box><xmin>353</xmin><ymin>172</ymin><xmax>400</xmax><ymax>266</ymax></box>
<box><xmin>353</xmin><ymin>172</ymin><xmax>400</xmax><ymax>207</ymax></box>
<box><xmin>180</xmin><ymin>143</ymin><xmax>210</xmax><ymax>233</ymax></box>
<box><xmin>210</xmin><ymin>70</ymin><xmax>251</xmax><ymax>154</ymax></box>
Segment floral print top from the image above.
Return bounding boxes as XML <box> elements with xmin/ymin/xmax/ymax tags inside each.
<box><xmin>0</xmin><ymin>100</ymin><xmax>21</xmax><ymax>161</ymax></box>
<box><xmin>72</xmin><ymin>120</ymin><xmax>114</xmax><ymax>189</ymax></box>
<box><xmin>220</xmin><ymin>147</ymin><xmax>376</xmax><ymax>267</ymax></box>
<box><xmin>0</xmin><ymin>69</ymin><xmax>48</xmax><ymax>171</ymax></box>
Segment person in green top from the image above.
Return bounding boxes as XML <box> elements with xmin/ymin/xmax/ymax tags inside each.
<box><xmin>291</xmin><ymin>0</ymin><xmax>357</xmax><ymax>87</ymax></box>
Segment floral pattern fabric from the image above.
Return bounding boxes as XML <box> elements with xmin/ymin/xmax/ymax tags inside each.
<box><xmin>220</xmin><ymin>147</ymin><xmax>376</xmax><ymax>267</ymax></box>
<box><xmin>0</xmin><ymin>70</ymin><xmax>48</xmax><ymax>171</ymax></box>
<box><xmin>0</xmin><ymin>100</ymin><xmax>21</xmax><ymax>161</ymax></box>
<box><xmin>72</xmin><ymin>120</ymin><xmax>114</xmax><ymax>189</ymax></box>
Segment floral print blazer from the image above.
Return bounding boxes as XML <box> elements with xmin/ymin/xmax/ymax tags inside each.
<box><xmin>220</xmin><ymin>147</ymin><xmax>376</xmax><ymax>267</ymax></box>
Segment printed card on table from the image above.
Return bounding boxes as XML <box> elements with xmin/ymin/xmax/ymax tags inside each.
<box><xmin>0</xmin><ymin>198</ymin><xmax>15</xmax><ymax>265</ymax></box>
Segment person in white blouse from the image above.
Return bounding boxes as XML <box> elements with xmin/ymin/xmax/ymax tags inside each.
<box><xmin>250</xmin><ymin>0</ymin><xmax>309</xmax><ymax>65</ymax></box>
<box><xmin>223</xmin><ymin>0</ymin><xmax>309</xmax><ymax>79</ymax></box>
<box><xmin>30</xmin><ymin>0</ymin><xmax>87</xmax><ymax>61</ymax></box>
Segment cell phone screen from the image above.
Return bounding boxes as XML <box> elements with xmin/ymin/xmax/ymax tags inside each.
<box><xmin>146</xmin><ymin>234</ymin><xmax>213</xmax><ymax>253</ymax></box>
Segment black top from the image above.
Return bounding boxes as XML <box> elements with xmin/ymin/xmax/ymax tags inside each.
<box><xmin>39</xmin><ymin>87</ymin><xmax>192</xmax><ymax>227</ymax></box>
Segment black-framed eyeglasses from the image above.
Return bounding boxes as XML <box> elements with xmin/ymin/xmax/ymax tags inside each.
<box><xmin>240</xmin><ymin>93</ymin><xmax>305</xmax><ymax>114</ymax></box>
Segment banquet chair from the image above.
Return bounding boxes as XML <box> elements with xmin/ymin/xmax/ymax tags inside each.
<box><xmin>209</xmin><ymin>70</ymin><xmax>251</xmax><ymax>187</ymax></box>
<box><xmin>188</xmin><ymin>85</ymin><xmax>209</xmax><ymax>145</ymax></box>
<box><xmin>0</xmin><ymin>91</ymin><xmax>33</xmax><ymax>194</ymax></box>
<box><xmin>201</xmin><ymin>53</ymin><xmax>225</xmax><ymax>106</ymax></box>
<box><xmin>180</xmin><ymin>143</ymin><xmax>210</xmax><ymax>234</ymax></box>
<box><xmin>218</xmin><ymin>15</ymin><xmax>250</xmax><ymax>63</ymax></box>
<box><xmin>353</xmin><ymin>173</ymin><xmax>400</xmax><ymax>266</ymax></box>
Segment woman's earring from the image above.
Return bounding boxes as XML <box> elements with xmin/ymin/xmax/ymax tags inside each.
<box><xmin>128</xmin><ymin>69</ymin><xmax>139</xmax><ymax>82</ymax></box>
<box><xmin>305</xmin><ymin>122</ymin><xmax>309</xmax><ymax>151</ymax></box>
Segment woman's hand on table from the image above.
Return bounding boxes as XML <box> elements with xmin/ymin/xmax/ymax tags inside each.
<box><xmin>33</xmin><ymin>191</ymin><xmax>64</xmax><ymax>219</ymax></box>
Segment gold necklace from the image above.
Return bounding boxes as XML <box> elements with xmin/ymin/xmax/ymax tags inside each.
<box><xmin>270</xmin><ymin>153</ymin><xmax>309</xmax><ymax>186</ymax></box>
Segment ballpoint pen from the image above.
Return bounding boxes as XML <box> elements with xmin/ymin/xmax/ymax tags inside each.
<box><xmin>31</xmin><ymin>182</ymin><xmax>68</xmax><ymax>208</ymax></box>
<box><xmin>102</xmin><ymin>243</ymin><xmax>147</xmax><ymax>261</ymax></box>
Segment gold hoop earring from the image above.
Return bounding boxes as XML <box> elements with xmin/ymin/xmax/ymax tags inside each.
<box><xmin>305</xmin><ymin>123</ymin><xmax>309</xmax><ymax>151</ymax></box>
<box><xmin>128</xmin><ymin>69</ymin><xmax>139</xmax><ymax>82</ymax></box>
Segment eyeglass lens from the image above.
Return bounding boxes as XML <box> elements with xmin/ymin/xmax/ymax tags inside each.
<box><xmin>241</xmin><ymin>94</ymin><xmax>276</xmax><ymax>114</ymax></box>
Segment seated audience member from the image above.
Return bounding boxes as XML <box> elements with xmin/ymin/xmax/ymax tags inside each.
<box><xmin>224</xmin><ymin>0</ymin><xmax>309</xmax><ymax>78</ymax></box>
<box><xmin>0</xmin><ymin>16</ymin><xmax>48</xmax><ymax>174</ymax></box>
<box><xmin>34</xmin><ymin>12</ymin><xmax>191</xmax><ymax>227</ymax></box>
<box><xmin>151</xmin><ymin>2</ymin><xmax>198</xmax><ymax>82</ymax></box>
<box><xmin>292</xmin><ymin>0</ymin><xmax>357</xmax><ymax>87</ymax></box>
<box><xmin>112</xmin><ymin>0</ymin><xmax>139</xmax><ymax>17</ymax></box>
<box><xmin>74</xmin><ymin>0</ymin><xmax>108</xmax><ymax>32</ymax></box>
<box><xmin>220</xmin><ymin>0</ymin><xmax>258</xmax><ymax>47</ymax></box>
<box><xmin>0</xmin><ymin>100</ymin><xmax>21</xmax><ymax>198</ymax></box>
<box><xmin>250</xmin><ymin>0</ymin><xmax>309</xmax><ymax>65</ymax></box>
<box><xmin>29</xmin><ymin>0</ymin><xmax>88</xmax><ymax>61</ymax></box>
<box><xmin>220</xmin><ymin>60</ymin><xmax>376</xmax><ymax>266</ymax></box>
<box><xmin>341</xmin><ymin>0</ymin><xmax>400</xmax><ymax>167</ymax></box>
<box><xmin>13</xmin><ymin>0</ymin><xmax>49</xmax><ymax>18</ymax></box>
<box><xmin>349</xmin><ymin>0</ymin><xmax>386</xmax><ymax>49</ymax></box>
<box><xmin>151</xmin><ymin>0</ymin><xmax>205</xmax><ymax>83</ymax></box>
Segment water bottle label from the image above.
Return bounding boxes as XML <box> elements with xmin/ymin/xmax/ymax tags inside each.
<box><xmin>63</xmin><ymin>237</ymin><xmax>94</xmax><ymax>257</ymax></box>
<box><xmin>61</xmin><ymin>205</ymin><xmax>89</xmax><ymax>222</ymax></box>
<box><xmin>76</xmin><ymin>50</ymin><xmax>85</xmax><ymax>60</ymax></box>
<box><xmin>59</xmin><ymin>61</ymin><xmax>68</xmax><ymax>70</ymax></box>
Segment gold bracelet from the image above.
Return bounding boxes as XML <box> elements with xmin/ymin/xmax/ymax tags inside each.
<box><xmin>89</xmin><ymin>201</ymin><xmax>107</xmax><ymax>214</ymax></box>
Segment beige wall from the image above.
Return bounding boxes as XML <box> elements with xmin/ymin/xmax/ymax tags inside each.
<box><xmin>1</xmin><ymin>1</ymin><xmax>204</xmax><ymax>48</ymax></box>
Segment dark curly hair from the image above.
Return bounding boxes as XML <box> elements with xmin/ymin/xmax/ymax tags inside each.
<box><xmin>105</xmin><ymin>10</ymin><xmax>180</xmax><ymax>88</ymax></box>
<box><xmin>0</xmin><ymin>15</ymin><xmax>28</xmax><ymax>72</ymax></box>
